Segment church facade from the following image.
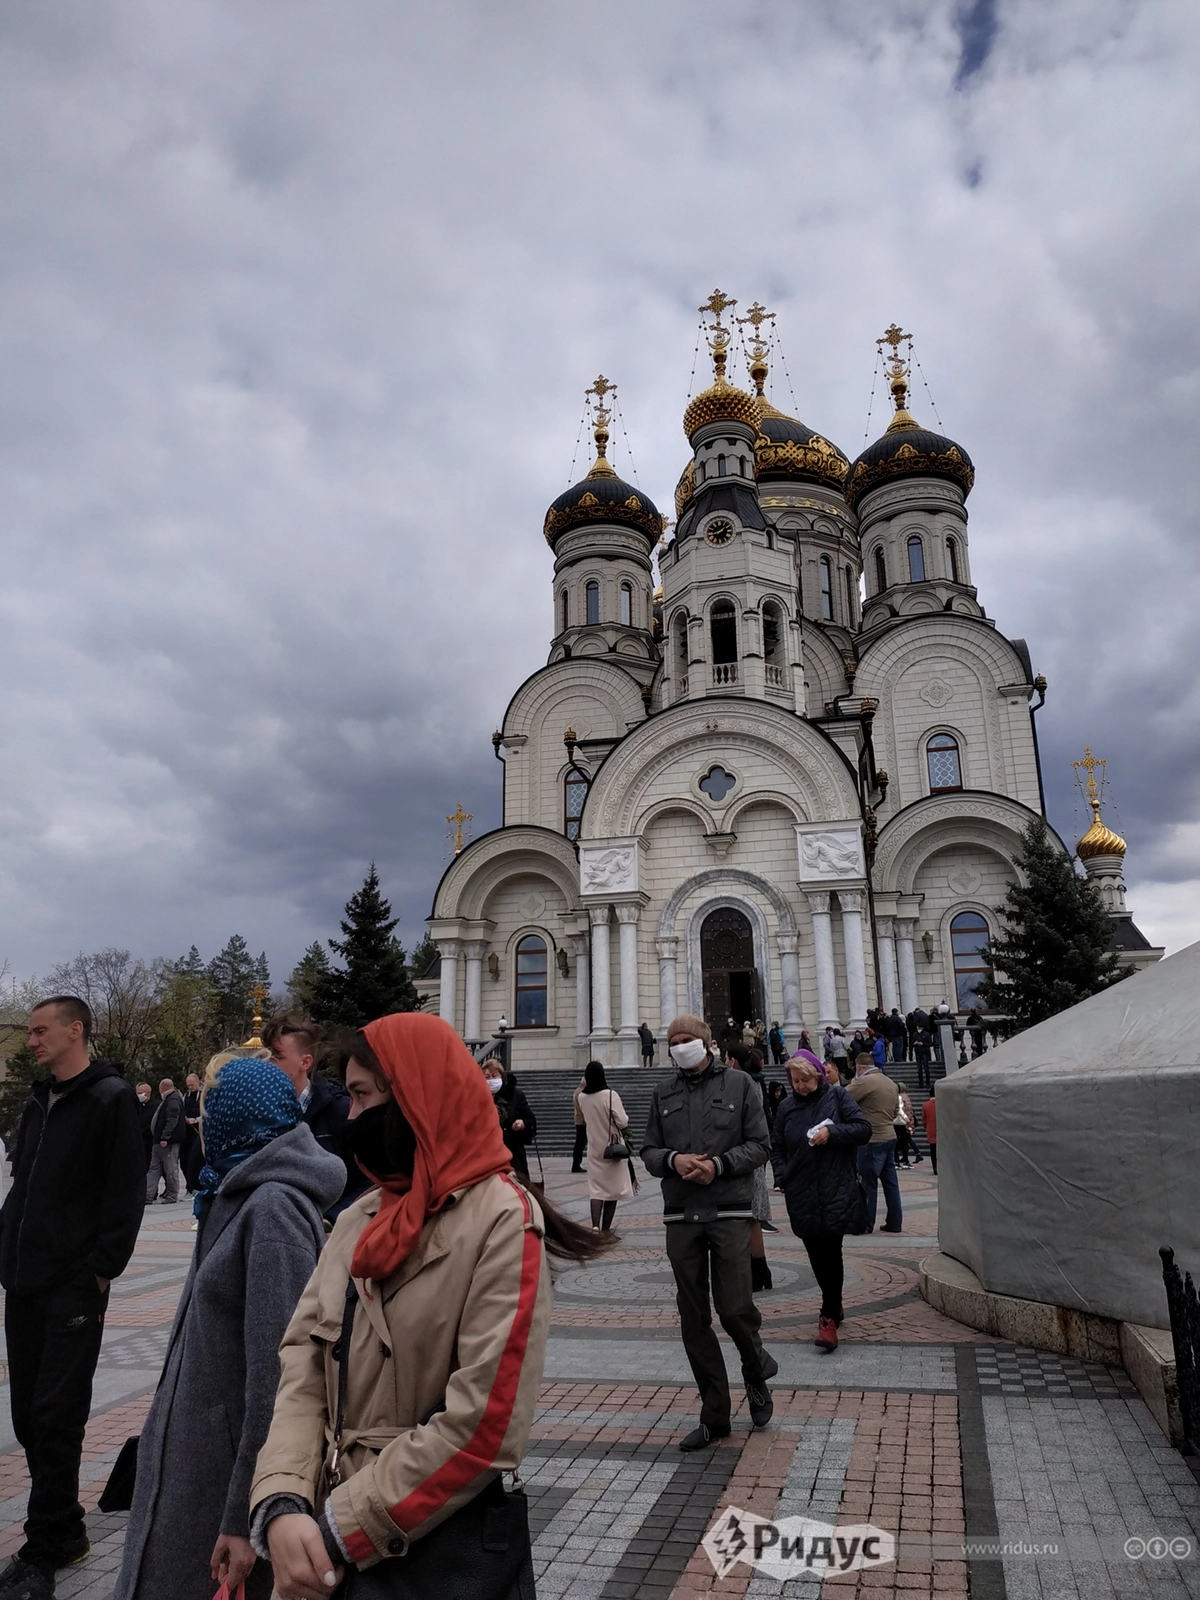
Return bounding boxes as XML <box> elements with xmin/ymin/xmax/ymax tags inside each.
<box><xmin>427</xmin><ymin>301</ymin><xmax>1153</xmax><ymax>1069</ymax></box>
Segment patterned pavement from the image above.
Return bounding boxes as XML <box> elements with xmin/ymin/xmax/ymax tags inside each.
<box><xmin>1</xmin><ymin>1158</ymin><xmax>1197</xmax><ymax>1597</ymax></box>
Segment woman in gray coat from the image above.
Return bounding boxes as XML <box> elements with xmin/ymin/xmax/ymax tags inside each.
<box><xmin>114</xmin><ymin>1051</ymin><xmax>345</xmax><ymax>1600</ymax></box>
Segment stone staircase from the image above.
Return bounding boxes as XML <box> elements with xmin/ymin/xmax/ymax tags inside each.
<box><xmin>515</xmin><ymin>1060</ymin><xmax>946</xmax><ymax>1161</ymax></box>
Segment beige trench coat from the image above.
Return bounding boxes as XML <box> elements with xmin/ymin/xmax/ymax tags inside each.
<box><xmin>251</xmin><ymin>1172</ymin><xmax>551</xmax><ymax>1569</ymax></box>
<box><xmin>580</xmin><ymin>1089</ymin><xmax>633</xmax><ymax>1202</ymax></box>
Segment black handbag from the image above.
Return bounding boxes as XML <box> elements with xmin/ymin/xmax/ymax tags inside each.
<box><xmin>601</xmin><ymin>1091</ymin><xmax>630</xmax><ymax>1162</ymax></box>
<box><xmin>98</xmin><ymin>1435</ymin><xmax>139</xmax><ymax>1512</ymax></box>
<box><xmin>332</xmin><ymin>1281</ymin><xmax>535</xmax><ymax>1600</ymax></box>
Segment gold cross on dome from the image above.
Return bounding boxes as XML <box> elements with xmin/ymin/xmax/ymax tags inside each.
<box><xmin>1072</xmin><ymin>746</ymin><xmax>1106</xmax><ymax>808</ymax></box>
<box><xmin>446</xmin><ymin>803</ymin><xmax>473</xmax><ymax>856</ymax></box>
<box><xmin>737</xmin><ymin>301</ymin><xmax>775</xmax><ymax>334</ymax></box>
<box><xmin>699</xmin><ymin>289</ymin><xmax>737</xmax><ymax>326</ymax></box>
<box><xmin>587</xmin><ymin>374</ymin><xmax>615</xmax><ymax>403</ymax></box>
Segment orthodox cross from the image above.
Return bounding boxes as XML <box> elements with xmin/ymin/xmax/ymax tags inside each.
<box><xmin>446</xmin><ymin>803</ymin><xmax>473</xmax><ymax>856</ymax></box>
<box><xmin>877</xmin><ymin>322</ymin><xmax>912</xmax><ymax>377</ymax></box>
<box><xmin>585</xmin><ymin>373</ymin><xmax>614</xmax><ymax>437</ymax></box>
<box><xmin>699</xmin><ymin>290</ymin><xmax>737</xmax><ymax>380</ymax></box>
<box><xmin>1073</xmin><ymin>746</ymin><xmax>1106</xmax><ymax>817</ymax></box>
<box><xmin>736</xmin><ymin>301</ymin><xmax>775</xmax><ymax>365</ymax></box>
<box><xmin>699</xmin><ymin>288</ymin><xmax>737</xmax><ymax>326</ymax></box>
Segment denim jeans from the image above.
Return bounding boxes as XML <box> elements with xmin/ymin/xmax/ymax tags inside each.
<box><xmin>857</xmin><ymin>1141</ymin><xmax>903</xmax><ymax>1231</ymax></box>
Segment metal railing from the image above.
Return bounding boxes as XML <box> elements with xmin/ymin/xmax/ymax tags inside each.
<box><xmin>1160</xmin><ymin>1246</ymin><xmax>1200</xmax><ymax>1453</ymax></box>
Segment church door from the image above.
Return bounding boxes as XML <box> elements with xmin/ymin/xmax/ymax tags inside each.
<box><xmin>700</xmin><ymin>908</ymin><xmax>760</xmax><ymax>1034</ymax></box>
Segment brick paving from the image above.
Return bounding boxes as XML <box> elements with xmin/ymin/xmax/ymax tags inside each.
<box><xmin>0</xmin><ymin>1160</ymin><xmax>1197</xmax><ymax>1597</ymax></box>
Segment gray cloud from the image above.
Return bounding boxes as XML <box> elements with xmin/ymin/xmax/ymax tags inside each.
<box><xmin>0</xmin><ymin>0</ymin><xmax>1196</xmax><ymax>982</ymax></box>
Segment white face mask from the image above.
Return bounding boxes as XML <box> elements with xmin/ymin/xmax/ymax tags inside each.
<box><xmin>137</xmin><ymin>1092</ymin><xmax>150</xmax><ymax>1103</ymax></box>
<box><xmin>486</xmin><ymin>1077</ymin><xmax>504</xmax><ymax>1095</ymax></box>
<box><xmin>670</xmin><ymin>1039</ymin><xmax>709</xmax><ymax>1072</ymax></box>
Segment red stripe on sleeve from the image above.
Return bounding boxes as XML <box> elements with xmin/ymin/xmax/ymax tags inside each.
<box><xmin>343</xmin><ymin>1527</ymin><xmax>377</xmax><ymax>1564</ymax></box>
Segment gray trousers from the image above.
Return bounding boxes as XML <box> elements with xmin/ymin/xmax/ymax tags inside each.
<box><xmin>145</xmin><ymin>1144</ymin><xmax>181</xmax><ymax>1203</ymax></box>
<box><xmin>665</xmin><ymin>1218</ymin><xmax>770</xmax><ymax>1432</ymax></box>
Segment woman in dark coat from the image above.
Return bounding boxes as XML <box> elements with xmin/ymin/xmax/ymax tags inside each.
<box><xmin>771</xmin><ymin>1049</ymin><xmax>871</xmax><ymax>1355</ymax></box>
<box><xmin>114</xmin><ymin>1051</ymin><xmax>346</xmax><ymax>1600</ymax></box>
<box><xmin>481</xmin><ymin>1057</ymin><xmax>537</xmax><ymax>1177</ymax></box>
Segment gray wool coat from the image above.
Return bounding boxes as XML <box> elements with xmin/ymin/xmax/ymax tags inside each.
<box><xmin>113</xmin><ymin>1122</ymin><xmax>347</xmax><ymax>1600</ymax></box>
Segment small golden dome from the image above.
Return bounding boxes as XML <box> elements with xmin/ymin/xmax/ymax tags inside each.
<box><xmin>683</xmin><ymin>376</ymin><xmax>760</xmax><ymax>440</ymax></box>
<box><xmin>1077</xmin><ymin>811</ymin><xmax>1127</xmax><ymax>860</ymax></box>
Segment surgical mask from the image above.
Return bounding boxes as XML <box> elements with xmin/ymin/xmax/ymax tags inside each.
<box><xmin>486</xmin><ymin>1077</ymin><xmax>504</xmax><ymax>1095</ymax></box>
<box><xmin>137</xmin><ymin>1092</ymin><xmax>150</xmax><ymax>1104</ymax></box>
<box><xmin>670</xmin><ymin>1039</ymin><xmax>709</xmax><ymax>1072</ymax></box>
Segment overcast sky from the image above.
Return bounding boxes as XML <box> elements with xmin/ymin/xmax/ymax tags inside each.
<box><xmin>1</xmin><ymin>0</ymin><xmax>1196</xmax><ymax>987</ymax></box>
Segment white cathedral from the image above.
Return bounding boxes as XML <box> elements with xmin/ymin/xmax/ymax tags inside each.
<box><xmin>425</xmin><ymin>297</ymin><xmax>1158</xmax><ymax>1069</ymax></box>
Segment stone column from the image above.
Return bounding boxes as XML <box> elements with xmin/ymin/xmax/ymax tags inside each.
<box><xmin>615</xmin><ymin>904</ymin><xmax>641</xmax><ymax>1065</ymax></box>
<box><xmin>656</xmin><ymin>937</ymin><xmax>678</xmax><ymax>1033</ymax></box>
<box><xmin>837</xmin><ymin>890</ymin><xmax>869</xmax><ymax>1027</ymax></box>
<box><xmin>462</xmin><ymin>941</ymin><xmax>486</xmax><ymax>1042</ymax></box>
<box><xmin>876</xmin><ymin>917</ymin><xmax>900</xmax><ymax>1015</ymax></box>
<box><xmin>776</xmin><ymin>933</ymin><xmax>803</xmax><ymax>1033</ymax></box>
<box><xmin>437</xmin><ymin>939</ymin><xmax>460</xmax><ymax>1027</ymax></box>
<box><xmin>805</xmin><ymin>893</ymin><xmax>839</xmax><ymax>1029</ymax></box>
<box><xmin>589</xmin><ymin>905</ymin><xmax>613</xmax><ymax>1047</ymax></box>
<box><xmin>895</xmin><ymin>919</ymin><xmax>919</xmax><ymax>1013</ymax></box>
<box><xmin>570</xmin><ymin>933</ymin><xmax>591</xmax><ymax>1045</ymax></box>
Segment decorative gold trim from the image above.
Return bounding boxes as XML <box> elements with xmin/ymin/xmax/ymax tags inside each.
<box><xmin>755</xmin><ymin>432</ymin><xmax>849</xmax><ymax>486</ymax></box>
<box><xmin>846</xmin><ymin>441</ymin><xmax>974</xmax><ymax>506</ymax></box>
<box><xmin>674</xmin><ymin>459</ymin><xmax>696</xmax><ymax>517</ymax></box>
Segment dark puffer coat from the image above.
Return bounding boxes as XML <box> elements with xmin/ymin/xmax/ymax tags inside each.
<box><xmin>770</xmin><ymin>1081</ymin><xmax>872</xmax><ymax>1238</ymax></box>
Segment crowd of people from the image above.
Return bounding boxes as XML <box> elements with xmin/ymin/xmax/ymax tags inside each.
<box><xmin>0</xmin><ymin>991</ymin><xmax>940</xmax><ymax>1600</ymax></box>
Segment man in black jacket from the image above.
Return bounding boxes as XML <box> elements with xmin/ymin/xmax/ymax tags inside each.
<box><xmin>145</xmin><ymin>1077</ymin><xmax>185</xmax><ymax>1203</ymax></box>
<box><xmin>0</xmin><ymin>996</ymin><xmax>144</xmax><ymax>1597</ymax></box>
<box><xmin>262</xmin><ymin>1011</ymin><xmax>365</xmax><ymax>1213</ymax></box>
<box><xmin>641</xmin><ymin>1014</ymin><xmax>777</xmax><ymax>1451</ymax></box>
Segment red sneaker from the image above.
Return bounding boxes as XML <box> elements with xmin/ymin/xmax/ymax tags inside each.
<box><xmin>814</xmin><ymin>1316</ymin><xmax>838</xmax><ymax>1352</ymax></box>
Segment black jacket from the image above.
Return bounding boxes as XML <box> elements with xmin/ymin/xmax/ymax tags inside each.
<box><xmin>151</xmin><ymin>1090</ymin><xmax>185</xmax><ymax>1144</ymax></box>
<box><xmin>494</xmin><ymin>1084</ymin><xmax>537</xmax><ymax>1176</ymax></box>
<box><xmin>641</xmin><ymin>1061</ymin><xmax>769</xmax><ymax>1222</ymax></box>
<box><xmin>770</xmin><ymin>1082</ymin><xmax>872</xmax><ymax>1238</ymax></box>
<box><xmin>303</xmin><ymin>1073</ymin><xmax>350</xmax><ymax>1160</ymax></box>
<box><xmin>0</xmin><ymin>1059</ymin><xmax>146</xmax><ymax>1293</ymax></box>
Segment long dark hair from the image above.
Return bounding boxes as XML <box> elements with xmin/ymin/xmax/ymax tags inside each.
<box><xmin>340</xmin><ymin>1033</ymin><xmax>610</xmax><ymax>1264</ymax></box>
<box><xmin>582</xmin><ymin>1060</ymin><xmax>608</xmax><ymax>1094</ymax></box>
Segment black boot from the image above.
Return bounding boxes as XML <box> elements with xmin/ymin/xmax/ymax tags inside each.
<box><xmin>751</xmin><ymin>1256</ymin><xmax>773</xmax><ymax>1292</ymax></box>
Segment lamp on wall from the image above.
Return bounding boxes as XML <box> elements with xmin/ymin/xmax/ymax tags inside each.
<box><xmin>556</xmin><ymin>948</ymin><xmax>570</xmax><ymax>978</ymax></box>
<box><xmin>922</xmin><ymin>931</ymin><xmax>935</xmax><ymax>963</ymax></box>
<box><xmin>487</xmin><ymin>952</ymin><xmax>501</xmax><ymax>981</ymax></box>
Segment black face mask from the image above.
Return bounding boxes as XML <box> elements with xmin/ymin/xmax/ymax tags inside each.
<box><xmin>345</xmin><ymin>1102</ymin><xmax>417</xmax><ymax>1181</ymax></box>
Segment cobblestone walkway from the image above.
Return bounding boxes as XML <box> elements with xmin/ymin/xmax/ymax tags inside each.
<box><xmin>2</xmin><ymin>1160</ymin><xmax>1197</xmax><ymax>1597</ymax></box>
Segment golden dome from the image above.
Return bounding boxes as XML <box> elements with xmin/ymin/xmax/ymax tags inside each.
<box><xmin>1077</xmin><ymin>807</ymin><xmax>1127</xmax><ymax>860</ymax></box>
<box><xmin>683</xmin><ymin>376</ymin><xmax>759</xmax><ymax>440</ymax></box>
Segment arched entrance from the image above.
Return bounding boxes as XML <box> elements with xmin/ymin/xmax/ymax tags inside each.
<box><xmin>700</xmin><ymin>907</ymin><xmax>760</xmax><ymax>1033</ymax></box>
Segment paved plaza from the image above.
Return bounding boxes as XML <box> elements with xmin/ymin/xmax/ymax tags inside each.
<box><xmin>1</xmin><ymin>1158</ymin><xmax>1197</xmax><ymax>1598</ymax></box>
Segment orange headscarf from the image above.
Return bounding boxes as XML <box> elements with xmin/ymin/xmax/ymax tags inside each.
<box><xmin>349</xmin><ymin>1012</ymin><xmax>515</xmax><ymax>1284</ymax></box>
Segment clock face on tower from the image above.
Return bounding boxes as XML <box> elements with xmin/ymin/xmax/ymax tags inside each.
<box><xmin>704</xmin><ymin>518</ymin><xmax>735</xmax><ymax>547</ymax></box>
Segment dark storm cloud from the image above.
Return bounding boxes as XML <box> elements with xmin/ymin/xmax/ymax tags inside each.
<box><xmin>0</xmin><ymin>0</ymin><xmax>1196</xmax><ymax>983</ymax></box>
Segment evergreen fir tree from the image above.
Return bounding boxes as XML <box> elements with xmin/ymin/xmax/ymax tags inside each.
<box><xmin>975</xmin><ymin>815</ymin><xmax>1126</xmax><ymax>1034</ymax></box>
<box><xmin>287</xmin><ymin>942</ymin><xmax>331</xmax><ymax>1014</ymax></box>
<box><xmin>0</xmin><ymin>1044</ymin><xmax>41</xmax><ymax>1140</ymax></box>
<box><xmin>312</xmin><ymin>865</ymin><xmax>417</xmax><ymax>1025</ymax></box>
<box><xmin>207</xmin><ymin>934</ymin><xmax>259</xmax><ymax>1044</ymax></box>
<box><xmin>409</xmin><ymin>932</ymin><xmax>439</xmax><ymax>980</ymax></box>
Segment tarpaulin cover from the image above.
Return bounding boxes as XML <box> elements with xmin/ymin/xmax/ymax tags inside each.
<box><xmin>937</xmin><ymin>940</ymin><xmax>1200</xmax><ymax>1330</ymax></box>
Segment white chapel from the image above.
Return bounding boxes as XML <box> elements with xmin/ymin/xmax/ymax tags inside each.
<box><xmin>426</xmin><ymin>297</ymin><xmax>1158</xmax><ymax>1069</ymax></box>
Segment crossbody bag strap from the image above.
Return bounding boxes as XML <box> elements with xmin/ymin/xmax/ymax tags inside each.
<box><xmin>330</xmin><ymin>1277</ymin><xmax>360</xmax><ymax>1487</ymax></box>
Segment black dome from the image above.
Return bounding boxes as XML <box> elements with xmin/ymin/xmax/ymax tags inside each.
<box><xmin>754</xmin><ymin>407</ymin><xmax>850</xmax><ymax>491</ymax></box>
<box><xmin>846</xmin><ymin>421</ymin><xmax>974</xmax><ymax>510</ymax></box>
<box><xmin>543</xmin><ymin>466</ymin><xmax>663</xmax><ymax>547</ymax></box>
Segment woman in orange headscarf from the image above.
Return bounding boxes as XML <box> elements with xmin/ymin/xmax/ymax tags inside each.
<box><xmin>248</xmin><ymin>1014</ymin><xmax>601</xmax><ymax>1600</ymax></box>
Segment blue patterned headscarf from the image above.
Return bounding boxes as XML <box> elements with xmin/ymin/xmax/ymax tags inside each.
<box><xmin>193</xmin><ymin>1055</ymin><xmax>302</xmax><ymax>1218</ymax></box>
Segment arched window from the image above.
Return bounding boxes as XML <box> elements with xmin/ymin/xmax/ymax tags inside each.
<box><xmin>697</xmin><ymin>460</ymin><xmax>707</xmax><ymax>483</ymax></box>
<box><xmin>907</xmin><ymin>535</ymin><xmax>926</xmax><ymax>583</ymax></box>
<box><xmin>739</xmin><ymin>456</ymin><xmax>748</xmax><ymax>478</ymax></box>
<box><xmin>819</xmin><ymin>557</ymin><xmax>833</xmax><ymax>621</ymax></box>
<box><xmin>874</xmin><ymin>547</ymin><xmax>887</xmax><ymax>594</ymax></box>
<box><xmin>926</xmin><ymin>733</ymin><xmax>963</xmax><ymax>793</ymax></box>
<box><xmin>514</xmin><ymin>935</ymin><xmax>548</xmax><ymax>1026</ymax></box>
<box><xmin>762</xmin><ymin>602</ymin><xmax>782</xmax><ymax>664</ymax></box>
<box><xmin>710</xmin><ymin>600</ymin><xmax>738</xmax><ymax>664</ymax></box>
<box><xmin>564</xmin><ymin>772</ymin><xmax>587</xmax><ymax>841</ymax></box>
<box><xmin>619</xmin><ymin>583</ymin><xmax>632</xmax><ymax>626</ymax></box>
<box><xmin>559</xmin><ymin>590</ymin><xmax>569</xmax><ymax>633</ymax></box>
<box><xmin>843</xmin><ymin>566</ymin><xmax>855</xmax><ymax>623</ymax></box>
<box><xmin>585</xmin><ymin>580</ymin><xmax>600</xmax><ymax>625</ymax></box>
<box><xmin>946</xmin><ymin>536</ymin><xmax>961</xmax><ymax>583</ymax></box>
<box><xmin>950</xmin><ymin>912</ymin><xmax>992</xmax><ymax>1011</ymax></box>
<box><xmin>717</xmin><ymin>453</ymin><xmax>727</xmax><ymax>477</ymax></box>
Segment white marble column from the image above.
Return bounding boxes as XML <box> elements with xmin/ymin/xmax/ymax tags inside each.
<box><xmin>570</xmin><ymin>933</ymin><xmax>591</xmax><ymax>1045</ymax></box>
<box><xmin>838</xmin><ymin>890</ymin><xmax>869</xmax><ymax>1027</ymax></box>
<box><xmin>656</xmin><ymin>936</ymin><xmax>678</xmax><ymax>1033</ymax></box>
<box><xmin>462</xmin><ymin>941</ymin><xmax>486</xmax><ymax>1041</ymax></box>
<box><xmin>895</xmin><ymin>919</ymin><xmax>919</xmax><ymax>1013</ymax></box>
<box><xmin>615</xmin><ymin>904</ymin><xmax>641</xmax><ymax>1065</ymax></box>
<box><xmin>589</xmin><ymin>905</ymin><xmax>613</xmax><ymax>1046</ymax></box>
<box><xmin>437</xmin><ymin>939</ymin><xmax>460</xmax><ymax>1027</ymax></box>
<box><xmin>876</xmin><ymin>917</ymin><xmax>900</xmax><ymax>1015</ymax></box>
<box><xmin>805</xmin><ymin>893</ymin><xmax>839</xmax><ymax>1029</ymax></box>
<box><xmin>776</xmin><ymin>933</ymin><xmax>803</xmax><ymax>1032</ymax></box>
